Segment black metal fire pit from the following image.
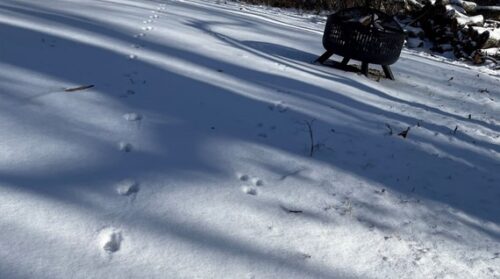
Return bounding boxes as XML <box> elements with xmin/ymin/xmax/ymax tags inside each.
<box><xmin>315</xmin><ymin>8</ymin><xmax>405</xmax><ymax>80</ymax></box>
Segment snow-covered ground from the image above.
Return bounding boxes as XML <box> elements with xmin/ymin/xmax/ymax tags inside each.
<box><xmin>0</xmin><ymin>0</ymin><xmax>499</xmax><ymax>278</ymax></box>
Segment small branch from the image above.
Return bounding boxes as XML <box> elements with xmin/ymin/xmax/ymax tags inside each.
<box><xmin>280</xmin><ymin>205</ymin><xmax>303</xmax><ymax>214</ymax></box>
<box><xmin>484</xmin><ymin>56</ymin><xmax>498</xmax><ymax>64</ymax></box>
<box><xmin>385</xmin><ymin>123</ymin><xmax>393</xmax><ymax>135</ymax></box>
<box><xmin>64</xmin><ymin>84</ymin><xmax>94</xmax><ymax>92</ymax></box>
<box><xmin>304</xmin><ymin>120</ymin><xmax>316</xmax><ymax>157</ymax></box>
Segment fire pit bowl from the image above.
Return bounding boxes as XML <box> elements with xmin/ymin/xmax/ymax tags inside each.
<box><xmin>315</xmin><ymin>8</ymin><xmax>405</xmax><ymax>80</ymax></box>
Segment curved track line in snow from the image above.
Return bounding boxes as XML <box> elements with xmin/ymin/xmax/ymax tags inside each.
<box><xmin>168</xmin><ymin>0</ymin><xmax>324</xmax><ymax>35</ymax></box>
<box><xmin>180</xmin><ymin>0</ymin><xmax>500</xmax><ymax>78</ymax></box>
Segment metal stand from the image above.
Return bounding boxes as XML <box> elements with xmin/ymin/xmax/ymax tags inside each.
<box><xmin>382</xmin><ymin>65</ymin><xmax>394</xmax><ymax>80</ymax></box>
<box><xmin>315</xmin><ymin>50</ymin><xmax>334</xmax><ymax>64</ymax></box>
<box><xmin>314</xmin><ymin>53</ymin><xmax>396</xmax><ymax>80</ymax></box>
<box><xmin>341</xmin><ymin>57</ymin><xmax>350</xmax><ymax>66</ymax></box>
<box><xmin>361</xmin><ymin>62</ymin><xmax>369</xmax><ymax>77</ymax></box>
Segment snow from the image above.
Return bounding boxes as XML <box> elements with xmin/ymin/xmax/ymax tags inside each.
<box><xmin>0</xmin><ymin>0</ymin><xmax>499</xmax><ymax>278</ymax></box>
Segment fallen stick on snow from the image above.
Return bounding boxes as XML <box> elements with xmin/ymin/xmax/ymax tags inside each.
<box><xmin>280</xmin><ymin>205</ymin><xmax>303</xmax><ymax>214</ymax></box>
<box><xmin>64</xmin><ymin>85</ymin><xmax>95</xmax><ymax>92</ymax></box>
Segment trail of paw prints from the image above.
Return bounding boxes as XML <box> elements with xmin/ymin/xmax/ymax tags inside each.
<box><xmin>157</xmin><ymin>3</ymin><xmax>166</xmax><ymax>11</ymax></box>
<box><xmin>129</xmin><ymin>2</ymin><xmax>165</xmax><ymax>59</ymax></box>
<box><xmin>268</xmin><ymin>101</ymin><xmax>288</xmax><ymax>113</ymax></box>
<box><xmin>256</xmin><ymin>122</ymin><xmax>277</xmax><ymax>139</ymax></box>
<box><xmin>96</xmin><ymin>180</ymin><xmax>141</xmax><ymax>256</ymax></box>
<box><xmin>116</xmin><ymin>114</ymin><xmax>144</xmax><ymax>154</ymax></box>
<box><xmin>128</xmin><ymin>2</ymin><xmax>165</xmax><ymax>58</ymax></box>
<box><xmin>133</xmin><ymin>32</ymin><xmax>146</xmax><ymax>39</ymax></box>
<box><xmin>130</xmin><ymin>29</ymin><xmax>152</xmax><ymax>54</ymax></box>
<box><xmin>133</xmin><ymin>13</ymin><xmax>154</xmax><ymax>38</ymax></box>
<box><xmin>123</xmin><ymin>71</ymin><xmax>147</xmax><ymax>85</ymax></box>
<box><xmin>120</xmin><ymin>72</ymin><xmax>148</xmax><ymax>98</ymax></box>
<box><xmin>238</xmin><ymin>173</ymin><xmax>264</xmax><ymax>196</ymax></box>
<box><xmin>130</xmin><ymin>6</ymin><xmax>161</xmax><ymax>57</ymax></box>
<box><xmin>101</xmin><ymin>3</ymin><xmax>162</xmax><ymax>257</ymax></box>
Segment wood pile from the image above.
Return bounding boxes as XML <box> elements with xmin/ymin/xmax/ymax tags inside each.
<box><xmin>401</xmin><ymin>0</ymin><xmax>500</xmax><ymax>69</ymax></box>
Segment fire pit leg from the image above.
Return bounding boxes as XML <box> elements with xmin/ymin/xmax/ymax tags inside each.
<box><xmin>382</xmin><ymin>65</ymin><xmax>395</xmax><ymax>80</ymax></box>
<box><xmin>361</xmin><ymin>62</ymin><xmax>369</xmax><ymax>77</ymax></box>
<box><xmin>341</xmin><ymin>57</ymin><xmax>350</xmax><ymax>66</ymax></box>
<box><xmin>315</xmin><ymin>50</ymin><xmax>334</xmax><ymax>64</ymax></box>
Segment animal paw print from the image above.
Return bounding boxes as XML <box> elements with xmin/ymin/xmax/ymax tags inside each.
<box><xmin>242</xmin><ymin>185</ymin><xmax>258</xmax><ymax>196</ymax></box>
<box><xmin>239</xmin><ymin>174</ymin><xmax>250</xmax><ymax>181</ymax></box>
<box><xmin>268</xmin><ymin>101</ymin><xmax>288</xmax><ymax>113</ymax></box>
<box><xmin>251</xmin><ymin>177</ymin><xmax>264</xmax><ymax>186</ymax></box>
<box><xmin>99</xmin><ymin>228</ymin><xmax>123</xmax><ymax>253</ymax></box>
<box><xmin>123</xmin><ymin>113</ymin><xmax>142</xmax><ymax>121</ymax></box>
<box><xmin>238</xmin><ymin>173</ymin><xmax>264</xmax><ymax>195</ymax></box>
<box><xmin>118</xmin><ymin>142</ymin><xmax>133</xmax><ymax>152</ymax></box>
<box><xmin>256</xmin><ymin>122</ymin><xmax>277</xmax><ymax>139</ymax></box>
<box><xmin>238</xmin><ymin>173</ymin><xmax>264</xmax><ymax>186</ymax></box>
<box><xmin>116</xmin><ymin>179</ymin><xmax>140</xmax><ymax>196</ymax></box>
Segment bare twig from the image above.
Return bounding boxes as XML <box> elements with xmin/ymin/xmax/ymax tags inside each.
<box><xmin>280</xmin><ymin>205</ymin><xmax>303</xmax><ymax>214</ymax></box>
<box><xmin>64</xmin><ymin>84</ymin><xmax>94</xmax><ymax>92</ymax></box>
<box><xmin>304</xmin><ymin>119</ymin><xmax>316</xmax><ymax>157</ymax></box>
<box><xmin>385</xmin><ymin>123</ymin><xmax>393</xmax><ymax>135</ymax></box>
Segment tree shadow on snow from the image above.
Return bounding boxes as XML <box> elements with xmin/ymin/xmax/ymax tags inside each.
<box><xmin>0</xmin><ymin>0</ymin><xmax>499</xmax><ymax>277</ymax></box>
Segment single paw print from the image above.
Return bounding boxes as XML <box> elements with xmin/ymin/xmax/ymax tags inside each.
<box><xmin>252</xmin><ymin>178</ymin><xmax>264</xmax><ymax>186</ymax></box>
<box><xmin>118</xmin><ymin>142</ymin><xmax>133</xmax><ymax>152</ymax></box>
<box><xmin>239</xmin><ymin>174</ymin><xmax>250</xmax><ymax>181</ymax></box>
<box><xmin>242</xmin><ymin>186</ymin><xmax>258</xmax><ymax>196</ymax></box>
<box><xmin>116</xmin><ymin>179</ymin><xmax>140</xmax><ymax>196</ymax></box>
<box><xmin>268</xmin><ymin>101</ymin><xmax>288</xmax><ymax>113</ymax></box>
<box><xmin>99</xmin><ymin>228</ymin><xmax>123</xmax><ymax>253</ymax></box>
<box><xmin>123</xmin><ymin>113</ymin><xmax>142</xmax><ymax>121</ymax></box>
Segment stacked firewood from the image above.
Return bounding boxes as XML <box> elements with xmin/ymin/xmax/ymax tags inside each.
<box><xmin>402</xmin><ymin>0</ymin><xmax>500</xmax><ymax>68</ymax></box>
